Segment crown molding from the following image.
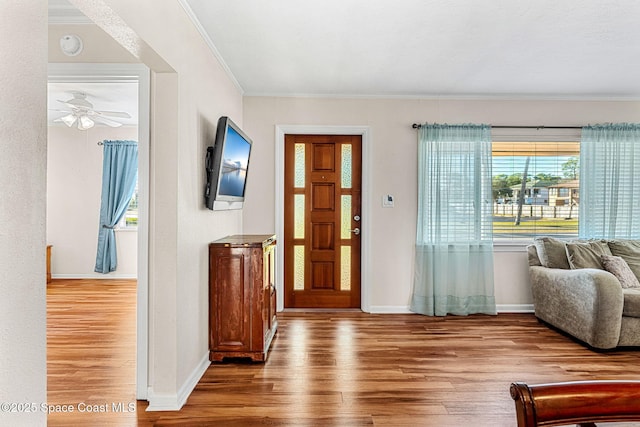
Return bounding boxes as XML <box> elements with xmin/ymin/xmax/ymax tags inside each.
<box><xmin>243</xmin><ymin>91</ymin><xmax>640</xmax><ymax>102</ymax></box>
<box><xmin>48</xmin><ymin>0</ymin><xmax>92</xmax><ymax>24</ymax></box>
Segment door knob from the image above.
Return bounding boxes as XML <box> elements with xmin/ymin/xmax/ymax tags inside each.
<box><xmin>353</xmin><ymin>215</ymin><xmax>361</xmax><ymax>222</ymax></box>
<box><xmin>349</xmin><ymin>228</ymin><xmax>361</xmax><ymax>235</ymax></box>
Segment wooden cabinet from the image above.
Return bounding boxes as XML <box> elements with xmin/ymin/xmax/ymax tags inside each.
<box><xmin>46</xmin><ymin>245</ymin><xmax>52</xmax><ymax>284</ymax></box>
<box><xmin>209</xmin><ymin>234</ymin><xmax>277</xmax><ymax>362</ymax></box>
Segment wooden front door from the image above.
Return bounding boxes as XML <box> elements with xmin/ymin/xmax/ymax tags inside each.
<box><xmin>284</xmin><ymin>134</ymin><xmax>362</xmax><ymax>308</ymax></box>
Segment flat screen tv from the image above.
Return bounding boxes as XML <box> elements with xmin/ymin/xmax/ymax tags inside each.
<box><xmin>205</xmin><ymin>116</ymin><xmax>253</xmax><ymax>210</ymax></box>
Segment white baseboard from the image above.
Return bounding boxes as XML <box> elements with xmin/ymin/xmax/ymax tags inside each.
<box><xmin>497</xmin><ymin>304</ymin><xmax>535</xmax><ymax>313</ymax></box>
<box><xmin>368</xmin><ymin>305</ymin><xmax>413</xmax><ymax>314</ymax></box>
<box><xmin>52</xmin><ymin>273</ymin><xmax>137</xmax><ymax>280</ymax></box>
<box><xmin>146</xmin><ymin>352</ymin><xmax>210</xmax><ymax>412</ymax></box>
<box><xmin>144</xmin><ymin>391</ymin><xmax>182</xmax><ymax>412</ymax></box>
<box><xmin>367</xmin><ymin>304</ymin><xmax>535</xmax><ymax>314</ymax></box>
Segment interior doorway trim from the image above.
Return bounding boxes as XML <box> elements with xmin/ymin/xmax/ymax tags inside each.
<box><xmin>275</xmin><ymin>125</ymin><xmax>372</xmax><ymax>313</ymax></box>
<box><xmin>48</xmin><ymin>62</ymin><xmax>150</xmax><ymax>400</ymax></box>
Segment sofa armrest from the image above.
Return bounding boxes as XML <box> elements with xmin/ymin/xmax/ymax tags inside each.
<box><xmin>529</xmin><ymin>266</ymin><xmax>624</xmax><ymax>349</ymax></box>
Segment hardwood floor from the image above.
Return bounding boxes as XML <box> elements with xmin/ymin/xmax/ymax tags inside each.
<box><xmin>47</xmin><ymin>279</ymin><xmax>640</xmax><ymax>426</ymax></box>
<box><xmin>47</xmin><ymin>279</ymin><xmax>137</xmax><ymax>426</ymax></box>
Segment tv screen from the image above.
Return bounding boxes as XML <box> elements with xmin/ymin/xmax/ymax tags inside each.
<box><xmin>205</xmin><ymin>116</ymin><xmax>253</xmax><ymax>210</ymax></box>
<box><xmin>218</xmin><ymin>126</ymin><xmax>250</xmax><ymax>197</ymax></box>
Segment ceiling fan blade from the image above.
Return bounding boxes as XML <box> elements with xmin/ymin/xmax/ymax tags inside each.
<box><xmin>94</xmin><ymin>110</ymin><xmax>132</xmax><ymax>119</ymax></box>
<box><xmin>58</xmin><ymin>92</ymin><xmax>93</xmax><ymax>109</ymax></box>
<box><xmin>57</xmin><ymin>100</ymin><xmax>83</xmax><ymax>110</ymax></box>
<box><xmin>92</xmin><ymin>115</ymin><xmax>123</xmax><ymax>127</ymax></box>
<box><xmin>54</xmin><ymin>93</ymin><xmax>129</xmax><ymax>127</ymax></box>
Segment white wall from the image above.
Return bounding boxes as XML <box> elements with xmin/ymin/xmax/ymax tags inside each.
<box><xmin>0</xmin><ymin>1</ymin><xmax>47</xmax><ymax>426</ymax></box>
<box><xmin>47</xmin><ymin>125</ymin><xmax>138</xmax><ymax>278</ymax></box>
<box><xmin>242</xmin><ymin>97</ymin><xmax>640</xmax><ymax>311</ymax></box>
<box><xmin>49</xmin><ymin>23</ymin><xmax>138</xmax><ymax>64</ymax></box>
<box><xmin>73</xmin><ymin>0</ymin><xmax>245</xmax><ymax>409</ymax></box>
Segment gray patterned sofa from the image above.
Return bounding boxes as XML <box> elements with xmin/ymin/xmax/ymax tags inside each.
<box><xmin>527</xmin><ymin>237</ymin><xmax>640</xmax><ymax>349</ymax></box>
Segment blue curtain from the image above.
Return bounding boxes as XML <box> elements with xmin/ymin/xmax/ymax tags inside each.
<box><xmin>95</xmin><ymin>140</ymin><xmax>138</xmax><ymax>274</ymax></box>
<box><xmin>579</xmin><ymin>123</ymin><xmax>640</xmax><ymax>239</ymax></box>
<box><xmin>410</xmin><ymin>124</ymin><xmax>496</xmax><ymax>316</ymax></box>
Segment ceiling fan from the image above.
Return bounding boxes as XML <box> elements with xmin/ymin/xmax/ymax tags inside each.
<box><xmin>52</xmin><ymin>91</ymin><xmax>131</xmax><ymax>130</ymax></box>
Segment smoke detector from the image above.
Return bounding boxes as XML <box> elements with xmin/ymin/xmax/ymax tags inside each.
<box><xmin>60</xmin><ymin>34</ymin><xmax>83</xmax><ymax>56</ymax></box>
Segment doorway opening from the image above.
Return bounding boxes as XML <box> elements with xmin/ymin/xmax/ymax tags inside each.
<box><xmin>47</xmin><ymin>63</ymin><xmax>150</xmax><ymax>399</ymax></box>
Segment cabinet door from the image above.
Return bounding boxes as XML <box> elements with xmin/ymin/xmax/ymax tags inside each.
<box><xmin>210</xmin><ymin>247</ymin><xmax>252</xmax><ymax>351</ymax></box>
<box><xmin>268</xmin><ymin>244</ymin><xmax>277</xmax><ymax>328</ymax></box>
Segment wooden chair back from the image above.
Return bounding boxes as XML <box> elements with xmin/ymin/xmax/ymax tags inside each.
<box><xmin>510</xmin><ymin>380</ymin><xmax>640</xmax><ymax>427</ymax></box>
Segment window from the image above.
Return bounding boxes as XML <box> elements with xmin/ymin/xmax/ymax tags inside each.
<box><xmin>491</xmin><ymin>130</ymin><xmax>580</xmax><ymax>242</ymax></box>
<box><xmin>117</xmin><ymin>181</ymin><xmax>138</xmax><ymax>229</ymax></box>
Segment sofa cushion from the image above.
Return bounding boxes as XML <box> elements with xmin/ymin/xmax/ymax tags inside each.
<box><xmin>623</xmin><ymin>289</ymin><xmax>640</xmax><ymax>318</ymax></box>
<box><xmin>526</xmin><ymin>245</ymin><xmax>542</xmax><ymax>267</ymax></box>
<box><xmin>608</xmin><ymin>240</ymin><xmax>640</xmax><ymax>282</ymax></box>
<box><xmin>602</xmin><ymin>254</ymin><xmax>640</xmax><ymax>289</ymax></box>
<box><xmin>534</xmin><ymin>237</ymin><xmax>570</xmax><ymax>269</ymax></box>
<box><xmin>566</xmin><ymin>240</ymin><xmax>612</xmax><ymax>270</ymax></box>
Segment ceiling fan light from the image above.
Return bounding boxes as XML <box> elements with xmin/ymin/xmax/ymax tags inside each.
<box><xmin>59</xmin><ymin>114</ymin><xmax>77</xmax><ymax>127</ymax></box>
<box><xmin>78</xmin><ymin>115</ymin><xmax>94</xmax><ymax>130</ymax></box>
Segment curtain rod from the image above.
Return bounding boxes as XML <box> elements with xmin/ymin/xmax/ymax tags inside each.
<box><xmin>411</xmin><ymin>124</ymin><xmax>582</xmax><ymax>130</ymax></box>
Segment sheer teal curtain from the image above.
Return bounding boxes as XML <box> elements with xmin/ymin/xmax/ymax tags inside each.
<box><xmin>95</xmin><ymin>140</ymin><xmax>138</xmax><ymax>274</ymax></box>
<box><xmin>579</xmin><ymin>123</ymin><xmax>640</xmax><ymax>239</ymax></box>
<box><xmin>410</xmin><ymin>124</ymin><xmax>496</xmax><ymax>316</ymax></box>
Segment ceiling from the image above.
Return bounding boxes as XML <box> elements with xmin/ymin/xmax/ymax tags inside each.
<box><xmin>182</xmin><ymin>0</ymin><xmax>640</xmax><ymax>99</ymax></box>
<box><xmin>48</xmin><ymin>1</ymin><xmax>640</xmax><ymax>101</ymax></box>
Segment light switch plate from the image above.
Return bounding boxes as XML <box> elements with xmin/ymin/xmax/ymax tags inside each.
<box><xmin>382</xmin><ymin>194</ymin><xmax>394</xmax><ymax>208</ymax></box>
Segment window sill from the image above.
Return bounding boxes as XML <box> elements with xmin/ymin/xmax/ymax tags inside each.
<box><xmin>115</xmin><ymin>227</ymin><xmax>138</xmax><ymax>232</ymax></box>
<box><xmin>493</xmin><ymin>241</ymin><xmax>530</xmax><ymax>252</ymax></box>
